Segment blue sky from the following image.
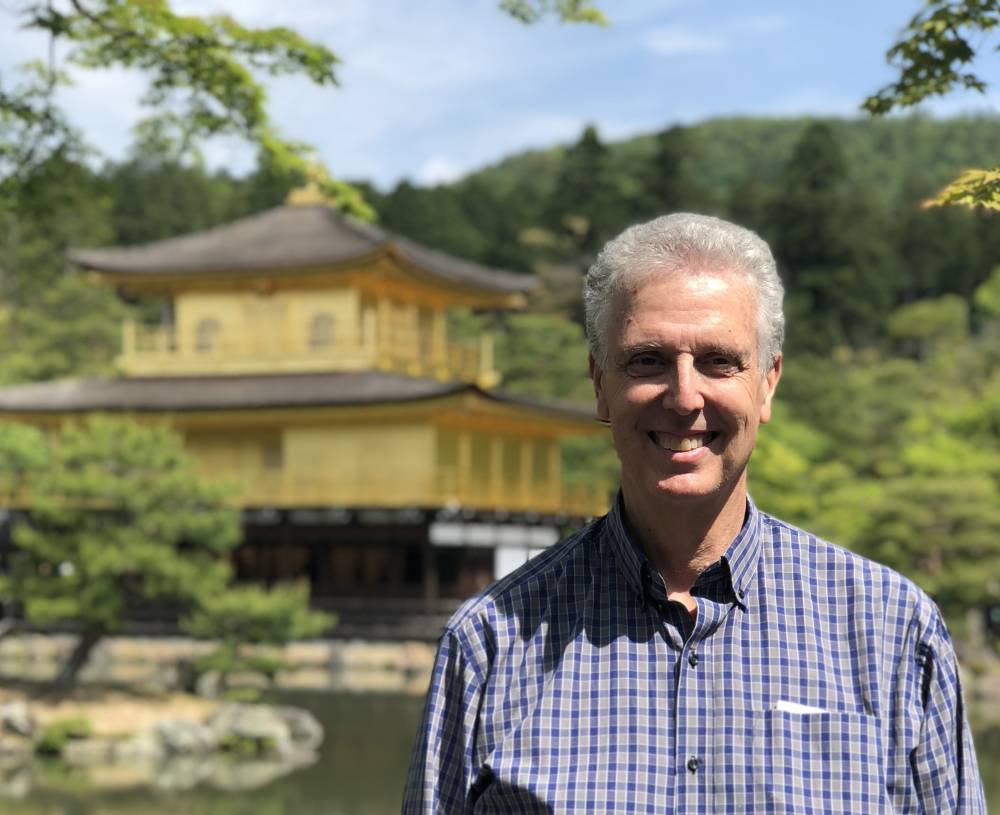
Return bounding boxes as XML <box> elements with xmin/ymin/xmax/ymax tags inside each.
<box><xmin>4</xmin><ymin>0</ymin><xmax>1000</xmax><ymax>189</ymax></box>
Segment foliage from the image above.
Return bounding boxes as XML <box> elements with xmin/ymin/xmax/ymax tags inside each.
<box><xmin>0</xmin><ymin>423</ymin><xmax>49</xmax><ymax>504</ymax></box>
<box><xmin>974</xmin><ymin>266</ymin><xmax>1000</xmax><ymax>316</ymax></box>
<box><xmin>35</xmin><ymin>716</ymin><xmax>92</xmax><ymax>756</ymax></box>
<box><xmin>494</xmin><ymin>313</ymin><xmax>593</xmax><ymax>403</ymax></box>
<box><xmin>0</xmin><ymin>416</ymin><xmax>243</xmax><ymax>688</ymax></box>
<box><xmin>184</xmin><ymin>582</ymin><xmax>331</xmax><ymax>645</ymax></box>
<box><xmin>183</xmin><ymin>582</ymin><xmax>332</xmax><ymax>697</ymax></box>
<box><xmin>0</xmin><ymin>275</ymin><xmax>126</xmax><ymax>384</ymax></box>
<box><xmin>864</xmin><ymin>0</ymin><xmax>1000</xmax><ymax>116</ymax></box>
<box><xmin>499</xmin><ymin>0</ymin><xmax>607</xmax><ymax>25</ymax></box>
<box><xmin>1</xmin><ymin>0</ymin><xmax>374</xmax><ymax>214</ymax></box>
<box><xmin>218</xmin><ymin>731</ymin><xmax>276</xmax><ymax>757</ymax></box>
<box><xmin>923</xmin><ymin>167</ymin><xmax>1000</xmax><ymax>210</ymax></box>
<box><xmin>770</xmin><ymin>122</ymin><xmax>901</xmax><ymax>350</ymax></box>
<box><xmin>0</xmin><ymin>416</ymin><xmax>237</xmax><ymax>625</ymax></box>
<box><xmin>864</xmin><ymin>0</ymin><xmax>1000</xmax><ymax>210</ymax></box>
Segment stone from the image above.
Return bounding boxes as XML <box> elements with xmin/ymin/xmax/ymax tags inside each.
<box><xmin>273</xmin><ymin>706</ymin><xmax>323</xmax><ymax>752</ymax></box>
<box><xmin>281</xmin><ymin>641</ymin><xmax>334</xmax><ymax>666</ymax></box>
<box><xmin>154</xmin><ymin>718</ymin><xmax>217</xmax><ymax>756</ymax></box>
<box><xmin>112</xmin><ymin>729</ymin><xmax>165</xmax><ymax>764</ymax></box>
<box><xmin>195</xmin><ymin>670</ymin><xmax>222</xmax><ymax>700</ymax></box>
<box><xmin>62</xmin><ymin>737</ymin><xmax>116</xmax><ymax>766</ymax></box>
<box><xmin>206</xmin><ymin>703</ymin><xmax>292</xmax><ymax>757</ymax></box>
<box><xmin>0</xmin><ymin>702</ymin><xmax>35</xmax><ymax>739</ymax></box>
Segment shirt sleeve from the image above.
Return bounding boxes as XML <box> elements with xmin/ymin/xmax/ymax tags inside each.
<box><xmin>908</xmin><ymin>610</ymin><xmax>986</xmax><ymax>814</ymax></box>
<box><xmin>402</xmin><ymin>626</ymin><xmax>485</xmax><ymax>814</ymax></box>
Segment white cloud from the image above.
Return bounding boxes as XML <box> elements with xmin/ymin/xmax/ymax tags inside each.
<box><xmin>415</xmin><ymin>155</ymin><xmax>465</xmax><ymax>186</ymax></box>
<box><xmin>642</xmin><ymin>25</ymin><xmax>727</xmax><ymax>57</ymax></box>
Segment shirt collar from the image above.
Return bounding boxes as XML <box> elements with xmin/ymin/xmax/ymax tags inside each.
<box><xmin>605</xmin><ymin>491</ymin><xmax>762</xmax><ymax>610</ymax></box>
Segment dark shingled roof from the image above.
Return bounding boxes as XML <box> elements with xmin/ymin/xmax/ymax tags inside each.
<box><xmin>69</xmin><ymin>204</ymin><xmax>534</xmax><ymax>295</ymax></box>
<box><xmin>0</xmin><ymin>371</ymin><xmax>596</xmax><ymax>422</ymax></box>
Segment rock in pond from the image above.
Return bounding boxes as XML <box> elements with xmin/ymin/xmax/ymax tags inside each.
<box><xmin>0</xmin><ymin>702</ymin><xmax>35</xmax><ymax>739</ymax></box>
<box><xmin>207</xmin><ymin>703</ymin><xmax>322</xmax><ymax>758</ymax></box>
<box><xmin>154</xmin><ymin>717</ymin><xmax>217</xmax><ymax>756</ymax></box>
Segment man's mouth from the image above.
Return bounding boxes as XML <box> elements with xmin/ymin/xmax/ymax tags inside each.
<box><xmin>648</xmin><ymin>431</ymin><xmax>719</xmax><ymax>452</ymax></box>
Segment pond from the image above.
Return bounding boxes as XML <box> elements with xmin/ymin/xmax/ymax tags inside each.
<box><xmin>2</xmin><ymin>691</ymin><xmax>997</xmax><ymax>813</ymax></box>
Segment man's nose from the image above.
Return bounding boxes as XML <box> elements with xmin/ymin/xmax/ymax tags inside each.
<box><xmin>661</xmin><ymin>359</ymin><xmax>704</xmax><ymax>414</ymax></box>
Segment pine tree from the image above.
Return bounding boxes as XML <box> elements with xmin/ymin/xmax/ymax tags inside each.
<box><xmin>0</xmin><ymin>417</ymin><xmax>240</xmax><ymax>691</ymax></box>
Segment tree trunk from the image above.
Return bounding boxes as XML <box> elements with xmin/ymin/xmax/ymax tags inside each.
<box><xmin>51</xmin><ymin>629</ymin><xmax>102</xmax><ymax>695</ymax></box>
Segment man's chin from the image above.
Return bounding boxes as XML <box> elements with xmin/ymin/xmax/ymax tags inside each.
<box><xmin>652</xmin><ymin>478</ymin><xmax>719</xmax><ymax>501</ymax></box>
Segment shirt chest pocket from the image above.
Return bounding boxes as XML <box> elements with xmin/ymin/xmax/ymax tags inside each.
<box><xmin>746</xmin><ymin>709</ymin><xmax>893</xmax><ymax>814</ymax></box>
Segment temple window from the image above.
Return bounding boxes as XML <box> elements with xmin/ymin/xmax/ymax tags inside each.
<box><xmin>194</xmin><ymin>318</ymin><xmax>220</xmax><ymax>353</ymax></box>
<box><xmin>309</xmin><ymin>313</ymin><xmax>335</xmax><ymax>349</ymax></box>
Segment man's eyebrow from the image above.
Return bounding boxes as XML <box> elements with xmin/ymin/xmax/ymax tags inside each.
<box><xmin>701</xmin><ymin>345</ymin><xmax>750</xmax><ymax>360</ymax></box>
<box><xmin>618</xmin><ymin>342</ymin><xmax>749</xmax><ymax>359</ymax></box>
<box><xmin>620</xmin><ymin>342</ymin><xmax>665</xmax><ymax>356</ymax></box>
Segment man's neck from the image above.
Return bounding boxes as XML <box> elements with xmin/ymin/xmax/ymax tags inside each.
<box><xmin>621</xmin><ymin>479</ymin><xmax>748</xmax><ymax>596</ymax></box>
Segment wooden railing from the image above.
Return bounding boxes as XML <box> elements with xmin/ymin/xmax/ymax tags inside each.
<box><xmin>119</xmin><ymin>319</ymin><xmax>498</xmax><ymax>385</ymax></box>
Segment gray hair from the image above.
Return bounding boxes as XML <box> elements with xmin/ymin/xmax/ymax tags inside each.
<box><xmin>584</xmin><ymin>213</ymin><xmax>785</xmax><ymax>373</ymax></box>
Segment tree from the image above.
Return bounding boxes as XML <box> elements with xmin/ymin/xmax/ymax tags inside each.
<box><xmin>0</xmin><ymin>151</ymin><xmax>126</xmax><ymax>385</ymax></box>
<box><xmin>864</xmin><ymin>0</ymin><xmax>1000</xmax><ymax>209</ymax></box>
<box><xmin>106</xmin><ymin>146</ymin><xmax>243</xmax><ymax>246</ymax></box>
<box><xmin>639</xmin><ymin>126</ymin><xmax>705</xmax><ymax>217</ymax></box>
<box><xmin>183</xmin><ymin>583</ymin><xmax>331</xmax><ymax>696</ymax></box>
<box><xmin>0</xmin><ymin>274</ymin><xmax>126</xmax><ymax>384</ymax></box>
<box><xmin>0</xmin><ymin>423</ymin><xmax>49</xmax><ymax>506</ymax></box>
<box><xmin>378</xmin><ymin>182</ymin><xmax>488</xmax><ymax>262</ymax></box>
<box><xmin>545</xmin><ymin>125</ymin><xmax>627</xmax><ymax>256</ymax></box>
<box><xmin>770</xmin><ymin>122</ymin><xmax>900</xmax><ymax>351</ymax></box>
<box><xmin>0</xmin><ymin>416</ymin><xmax>241</xmax><ymax>691</ymax></box>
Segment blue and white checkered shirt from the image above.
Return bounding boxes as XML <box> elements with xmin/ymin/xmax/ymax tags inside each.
<box><xmin>403</xmin><ymin>495</ymin><xmax>986</xmax><ymax>813</ymax></box>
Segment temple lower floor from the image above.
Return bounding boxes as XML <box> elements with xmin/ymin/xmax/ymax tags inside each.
<box><xmin>0</xmin><ymin>506</ymin><xmax>591</xmax><ymax>641</ymax></box>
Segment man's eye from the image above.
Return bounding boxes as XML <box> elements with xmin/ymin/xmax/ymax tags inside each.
<box><xmin>703</xmin><ymin>355</ymin><xmax>739</xmax><ymax>371</ymax></box>
<box><xmin>625</xmin><ymin>355</ymin><xmax>665</xmax><ymax>376</ymax></box>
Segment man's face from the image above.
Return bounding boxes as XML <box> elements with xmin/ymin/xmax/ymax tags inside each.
<box><xmin>590</xmin><ymin>268</ymin><xmax>781</xmax><ymax>509</ymax></box>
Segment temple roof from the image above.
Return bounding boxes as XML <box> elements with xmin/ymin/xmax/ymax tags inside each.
<box><xmin>69</xmin><ymin>204</ymin><xmax>534</xmax><ymax>295</ymax></box>
<box><xmin>0</xmin><ymin>371</ymin><xmax>595</xmax><ymax>422</ymax></box>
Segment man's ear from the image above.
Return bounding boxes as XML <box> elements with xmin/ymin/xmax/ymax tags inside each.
<box><xmin>589</xmin><ymin>353</ymin><xmax>610</xmax><ymax>422</ymax></box>
<box><xmin>758</xmin><ymin>353</ymin><xmax>782</xmax><ymax>424</ymax></box>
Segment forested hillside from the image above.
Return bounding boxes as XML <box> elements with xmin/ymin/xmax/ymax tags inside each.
<box><xmin>2</xmin><ymin>115</ymin><xmax>998</xmax><ymax>630</ymax></box>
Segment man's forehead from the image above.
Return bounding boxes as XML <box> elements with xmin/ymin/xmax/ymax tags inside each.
<box><xmin>613</xmin><ymin>264</ymin><xmax>755</xmax><ymax>304</ymax></box>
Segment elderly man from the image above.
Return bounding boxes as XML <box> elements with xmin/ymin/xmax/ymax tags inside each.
<box><xmin>403</xmin><ymin>214</ymin><xmax>985</xmax><ymax>813</ymax></box>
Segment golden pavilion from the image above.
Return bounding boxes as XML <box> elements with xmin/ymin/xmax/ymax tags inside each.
<box><xmin>0</xmin><ymin>199</ymin><xmax>605</xmax><ymax>636</ymax></box>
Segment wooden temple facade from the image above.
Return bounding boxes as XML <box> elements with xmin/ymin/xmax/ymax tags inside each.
<box><xmin>0</xmin><ymin>200</ymin><xmax>606</xmax><ymax>638</ymax></box>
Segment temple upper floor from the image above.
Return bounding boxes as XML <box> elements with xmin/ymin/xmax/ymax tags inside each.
<box><xmin>71</xmin><ymin>203</ymin><xmax>534</xmax><ymax>385</ymax></box>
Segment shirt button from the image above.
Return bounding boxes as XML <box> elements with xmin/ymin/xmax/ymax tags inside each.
<box><xmin>688</xmin><ymin>652</ymin><xmax>699</xmax><ymax>667</ymax></box>
<box><xmin>687</xmin><ymin>756</ymin><xmax>702</xmax><ymax>773</ymax></box>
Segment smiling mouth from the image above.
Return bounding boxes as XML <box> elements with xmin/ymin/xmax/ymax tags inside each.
<box><xmin>648</xmin><ymin>431</ymin><xmax>720</xmax><ymax>452</ymax></box>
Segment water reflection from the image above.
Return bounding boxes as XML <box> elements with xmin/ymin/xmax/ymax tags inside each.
<box><xmin>0</xmin><ymin>691</ymin><xmax>995</xmax><ymax>814</ymax></box>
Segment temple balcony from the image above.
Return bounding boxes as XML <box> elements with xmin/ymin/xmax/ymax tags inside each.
<box><xmin>230</xmin><ymin>470</ymin><xmax>608</xmax><ymax>518</ymax></box>
<box><xmin>119</xmin><ymin>319</ymin><xmax>499</xmax><ymax>387</ymax></box>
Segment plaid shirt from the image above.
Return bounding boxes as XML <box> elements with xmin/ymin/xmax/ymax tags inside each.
<box><xmin>403</xmin><ymin>495</ymin><xmax>986</xmax><ymax>813</ymax></box>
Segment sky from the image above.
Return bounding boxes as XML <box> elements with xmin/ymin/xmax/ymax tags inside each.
<box><xmin>3</xmin><ymin>0</ymin><xmax>1000</xmax><ymax>190</ymax></box>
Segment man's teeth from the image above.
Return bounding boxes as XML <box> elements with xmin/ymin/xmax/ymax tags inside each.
<box><xmin>652</xmin><ymin>432</ymin><xmax>713</xmax><ymax>452</ymax></box>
